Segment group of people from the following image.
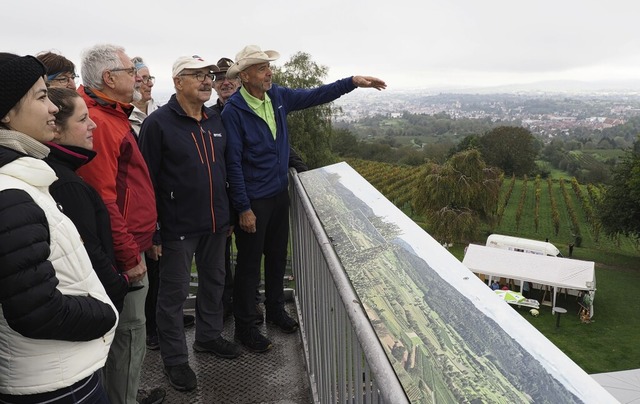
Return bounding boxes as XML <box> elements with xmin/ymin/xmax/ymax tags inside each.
<box><xmin>0</xmin><ymin>43</ymin><xmax>385</xmax><ymax>403</ymax></box>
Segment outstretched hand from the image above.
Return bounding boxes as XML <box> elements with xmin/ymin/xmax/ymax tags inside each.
<box><xmin>353</xmin><ymin>76</ymin><xmax>387</xmax><ymax>91</ymax></box>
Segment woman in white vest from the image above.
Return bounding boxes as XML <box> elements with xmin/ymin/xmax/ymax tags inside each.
<box><xmin>0</xmin><ymin>52</ymin><xmax>118</xmax><ymax>403</ymax></box>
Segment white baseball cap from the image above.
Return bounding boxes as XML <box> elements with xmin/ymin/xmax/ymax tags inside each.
<box><xmin>172</xmin><ymin>55</ymin><xmax>219</xmax><ymax>78</ymax></box>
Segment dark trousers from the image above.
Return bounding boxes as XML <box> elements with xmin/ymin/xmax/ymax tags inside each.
<box><xmin>233</xmin><ymin>190</ymin><xmax>289</xmax><ymax>330</ymax></box>
<box><xmin>222</xmin><ymin>236</ymin><xmax>233</xmax><ymax>312</ymax></box>
<box><xmin>0</xmin><ymin>371</ymin><xmax>109</xmax><ymax>404</ymax></box>
<box><xmin>157</xmin><ymin>233</ymin><xmax>226</xmax><ymax>366</ymax></box>
<box><xmin>145</xmin><ymin>253</ymin><xmax>160</xmax><ymax>337</ymax></box>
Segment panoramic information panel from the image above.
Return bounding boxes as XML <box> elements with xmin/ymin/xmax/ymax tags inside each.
<box><xmin>298</xmin><ymin>162</ymin><xmax>615</xmax><ymax>403</ymax></box>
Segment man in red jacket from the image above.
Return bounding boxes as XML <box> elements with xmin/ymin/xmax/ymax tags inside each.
<box><xmin>77</xmin><ymin>44</ymin><xmax>163</xmax><ymax>404</ymax></box>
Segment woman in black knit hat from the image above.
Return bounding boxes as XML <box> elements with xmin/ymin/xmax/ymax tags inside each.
<box><xmin>0</xmin><ymin>53</ymin><xmax>118</xmax><ymax>403</ymax></box>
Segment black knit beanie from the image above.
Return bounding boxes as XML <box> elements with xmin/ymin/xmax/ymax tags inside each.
<box><xmin>0</xmin><ymin>54</ymin><xmax>47</xmax><ymax>119</ymax></box>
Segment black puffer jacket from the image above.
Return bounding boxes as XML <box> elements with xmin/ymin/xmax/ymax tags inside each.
<box><xmin>45</xmin><ymin>143</ymin><xmax>129</xmax><ymax>312</ymax></box>
<box><xmin>0</xmin><ymin>146</ymin><xmax>117</xmax><ymax>340</ymax></box>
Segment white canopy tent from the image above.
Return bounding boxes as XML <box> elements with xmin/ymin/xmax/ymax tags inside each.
<box><xmin>462</xmin><ymin>244</ymin><xmax>596</xmax><ymax>315</ymax></box>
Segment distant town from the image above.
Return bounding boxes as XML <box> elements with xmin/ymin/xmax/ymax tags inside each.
<box><xmin>333</xmin><ymin>89</ymin><xmax>640</xmax><ymax>138</ymax></box>
<box><xmin>154</xmin><ymin>86</ymin><xmax>640</xmax><ymax>139</ymax></box>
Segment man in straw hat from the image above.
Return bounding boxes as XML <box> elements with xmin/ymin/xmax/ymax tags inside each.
<box><xmin>139</xmin><ymin>55</ymin><xmax>241</xmax><ymax>392</ymax></box>
<box><xmin>222</xmin><ymin>45</ymin><xmax>385</xmax><ymax>353</ymax></box>
<box><xmin>212</xmin><ymin>56</ymin><xmax>308</xmax><ymax>323</ymax></box>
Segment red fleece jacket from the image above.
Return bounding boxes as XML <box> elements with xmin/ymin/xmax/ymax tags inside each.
<box><xmin>77</xmin><ymin>85</ymin><xmax>157</xmax><ymax>271</ymax></box>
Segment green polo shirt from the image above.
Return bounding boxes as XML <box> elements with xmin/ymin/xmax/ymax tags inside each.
<box><xmin>240</xmin><ymin>86</ymin><xmax>277</xmax><ymax>139</ymax></box>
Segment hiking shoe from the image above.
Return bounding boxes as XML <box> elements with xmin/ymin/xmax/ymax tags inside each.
<box><xmin>193</xmin><ymin>336</ymin><xmax>241</xmax><ymax>359</ymax></box>
<box><xmin>164</xmin><ymin>363</ymin><xmax>197</xmax><ymax>391</ymax></box>
<box><xmin>235</xmin><ymin>327</ymin><xmax>272</xmax><ymax>353</ymax></box>
<box><xmin>183</xmin><ymin>314</ymin><xmax>195</xmax><ymax>328</ymax></box>
<box><xmin>255</xmin><ymin>304</ymin><xmax>264</xmax><ymax>325</ymax></box>
<box><xmin>136</xmin><ymin>387</ymin><xmax>166</xmax><ymax>404</ymax></box>
<box><xmin>146</xmin><ymin>333</ymin><xmax>159</xmax><ymax>350</ymax></box>
<box><xmin>266</xmin><ymin>311</ymin><xmax>299</xmax><ymax>334</ymax></box>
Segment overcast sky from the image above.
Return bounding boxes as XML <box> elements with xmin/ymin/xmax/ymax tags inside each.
<box><xmin>5</xmin><ymin>0</ymin><xmax>640</xmax><ymax>95</ymax></box>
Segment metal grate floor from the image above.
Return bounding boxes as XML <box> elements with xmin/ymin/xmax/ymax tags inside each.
<box><xmin>139</xmin><ymin>302</ymin><xmax>313</xmax><ymax>404</ymax></box>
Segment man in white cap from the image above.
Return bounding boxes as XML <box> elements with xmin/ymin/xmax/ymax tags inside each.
<box><xmin>222</xmin><ymin>45</ymin><xmax>386</xmax><ymax>353</ymax></box>
<box><xmin>139</xmin><ymin>55</ymin><xmax>240</xmax><ymax>392</ymax></box>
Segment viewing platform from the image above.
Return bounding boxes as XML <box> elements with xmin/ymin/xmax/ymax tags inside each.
<box><xmin>139</xmin><ymin>302</ymin><xmax>312</xmax><ymax>403</ymax></box>
<box><xmin>138</xmin><ymin>165</ymin><xmax>618</xmax><ymax>403</ymax></box>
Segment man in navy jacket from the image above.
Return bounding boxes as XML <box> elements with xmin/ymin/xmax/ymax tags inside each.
<box><xmin>139</xmin><ymin>55</ymin><xmax>241</xmax><ymax>393</ymax></box>
<box><xmin>222</xmin><ymin>45</ymin><xmax>386</xmax><ymax>353</ymax></box>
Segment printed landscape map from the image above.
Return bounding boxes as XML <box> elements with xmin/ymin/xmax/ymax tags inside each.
<box><xmin>297</xmin><ymin>162</ymin><xmax>614</xmax><ymax>404</ymax></box>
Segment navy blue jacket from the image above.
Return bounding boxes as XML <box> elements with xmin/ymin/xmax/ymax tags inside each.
<box><xmin>222</xmin><ymin>77</ymin><xmax>356</xmax><ymax>213</ymax></box>
<box><xmin>139</xmin><ymin>95</ymin><xmax>230</xmax><ymax>240</ymax></box>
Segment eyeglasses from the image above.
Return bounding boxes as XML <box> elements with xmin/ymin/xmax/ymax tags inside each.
<box><xmin>141</xmin><ymin>76</ymin><xmax>155</xmax><ymax>84</ymax></box>
<box><xmin>180</xmin><ymin>72</ymin><xmax>216</xmax><ymax>82</ymax></box>
<box><xmin>50</xmin><ymin>74</ymin><xmax>79</xmax><ymax>84</ymax></box>
<box><xmin>110</xmin><ymin>67</ymin><xmax>138</xmax><ymax>76</ymax></box>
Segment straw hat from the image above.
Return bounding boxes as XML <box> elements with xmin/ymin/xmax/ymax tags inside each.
<box><xmin>226</xmin><ymin>45</ymin><xmax>279</xmax><ymax>79</ymax></box>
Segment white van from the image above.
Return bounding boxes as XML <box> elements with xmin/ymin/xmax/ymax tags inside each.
<box><xmin>486</xmin><ymin>234</ymin><xmax>562</xmax><ymax>257</ymax></box>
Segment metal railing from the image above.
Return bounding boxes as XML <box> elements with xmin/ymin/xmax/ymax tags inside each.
<box><xmin>289</xmin><ymin>170</ymin><xmax>409</xmax><ymax>404</ymax></box>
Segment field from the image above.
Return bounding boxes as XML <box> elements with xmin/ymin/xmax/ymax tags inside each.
<box><xmin>346</xmin><ymin>158</ymin><xmax>640</xmax><ymax>373</ymax></box>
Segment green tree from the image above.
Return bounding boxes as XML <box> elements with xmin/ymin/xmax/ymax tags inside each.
<box><xmin>271</xmin><ymin>52</ymin><xmax>337</xmax><ymax>169</ymax></box>
<box><xmin>541</xmin><ymin>138</ymin><xmax>566</xmax><ymax>168</ymax></box>
<box><xmin>448</xmin><ymin>134</ymin><xmax>481</xmax><ymax>158</ymax></box>
<box><xmin>479</xmin><ymin>126</ymin><xmax>538</xmax><ymax>176</ymax></box>
<box><xmin>413</xmin><ymin>149</ymin><xmax>502</xmax><ymax>243</ymax></box>
<box><xmin>332</xmin><ymin>128</ymin><xmax>359</xmax><ymax>157</ymax></box>
<box><xmin>598</xmin><ymin>141</ymin><xmax>640</xmax><ymax>239</ymax></box>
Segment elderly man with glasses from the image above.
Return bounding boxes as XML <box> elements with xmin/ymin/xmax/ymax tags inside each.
<box><xmin>76</xmin><ymin>44</ymin><xmax>164</xmax><ymax>404</ymax></box>
<box><xmin>129</xmin><ymin>55</ymin><xmax>159</xmax><ymax>136</ymax></box>
<box><xmin>139</xmin><ymin>55</ymin><xmax>240</xmax><ymax>393</ymax></box>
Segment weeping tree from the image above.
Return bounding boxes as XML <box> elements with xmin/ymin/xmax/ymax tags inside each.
<box><xmin>413</xmin><ymin>149</ymin><xmax>503</xmax><ymax>244</ymax></box>
<box><xmin>271</xmin><ymin>52</ymin><xmax>338</xmax><ymax>169</ymax></box>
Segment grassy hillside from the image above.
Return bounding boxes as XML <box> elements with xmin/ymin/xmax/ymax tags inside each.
<box><xmin>347</xmin><ymin>158</ymin><xmax>640</xmax><ymax>264</ymax></box>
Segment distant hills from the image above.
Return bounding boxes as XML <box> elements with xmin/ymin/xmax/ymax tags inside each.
<box><xmin>376</xmin><ymin>80</ymin><xmax>640</xmax><ymax>96</ymax></box>
<box><xmin>152</xmin><ymin>80</ymin><xmax>640</xmax><ymax>107</ymax></box>
<box><xmin>453</xmin><ymin>80</ymin><xmax>640</xmax><ymax>95</ymax></box>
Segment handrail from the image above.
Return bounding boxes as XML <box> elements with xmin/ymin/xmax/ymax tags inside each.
<box><xmin>290</xmin><ymin>169</ymin><xmax>409</xmax><ymax>404</ymax></box>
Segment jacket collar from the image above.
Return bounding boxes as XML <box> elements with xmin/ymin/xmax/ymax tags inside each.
<box><xmin>45</xmin><ymin>142</ymin><xmax>96</xmax><ymax>171</ymax></box>
<box><xmin>79</xmin><ymin>85</ymin><xmax>135</xmax><ymax>118</ymax></box>
<box><xmin>167</xmin><ymin>94</ymin><xmax>213</xmax><ymax>121</ymax></box>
